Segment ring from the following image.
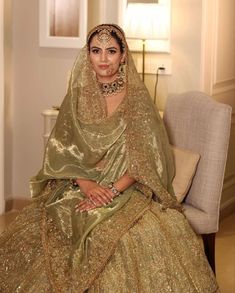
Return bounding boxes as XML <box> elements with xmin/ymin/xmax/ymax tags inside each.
<box><xmin>89</xmin><ymin>198</ymin><xmax>96</xmax><ymax>205</ymax></box>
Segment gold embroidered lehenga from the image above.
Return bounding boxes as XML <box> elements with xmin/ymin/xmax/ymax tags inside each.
<box><xmin>0</xmin><ymin>25</ymin><xmax>219</xmax><ymax>292</ymax></box>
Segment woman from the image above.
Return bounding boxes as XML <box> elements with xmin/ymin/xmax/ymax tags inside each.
<box><xmin>0</xmin><ymin>24</ymin><xmax>219</xmax><ymax>292</ymax></box>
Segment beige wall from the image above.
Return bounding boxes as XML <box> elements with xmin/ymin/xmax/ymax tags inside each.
<box><xmin>123</xmin><ymin>0</ymin><xmax>203</xmax><ymax>109</ymax></box>
<box><xmin>0</xmin><ymin>0</ymin><xmax>5</xmax><ymax>213</ymax></box>
<box><xmin>4</xmin><ymin>0</ymin><xmax>235</xmax><ymax>213</ymax></box>
<box><xmin>10</xmin><ymin>0</ymin><xmax>78</xmax><ymax>197</ymax></box>
<box><xmin>201</xmin><ymin>0</ymin><xmax>235</xmax><ymax>210</ymax></box>
<box><xmin>4</xmin><ymin>0</ymin><xmax>13</xmax><ymax>207</ymax></box>
<box><xmin>133</xmin><ymin>0</ymin><xmax>203</xmax><ymax>110</ymax></box>
<box><xmin>7</xmin><ymin>0</ymin><xmax>101</xmax><ymax>199</ymax></box>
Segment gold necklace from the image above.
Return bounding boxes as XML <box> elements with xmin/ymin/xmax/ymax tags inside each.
<box><xmin>98</xmin><ymin>74</ymin><xmax>125</xmax><ymax>96</ymax></box>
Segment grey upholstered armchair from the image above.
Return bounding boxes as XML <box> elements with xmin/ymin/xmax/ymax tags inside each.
<box><xmin>163</xmin><ymin>91</ymin><xmax>232</xmax><ymax>273</ymax></box>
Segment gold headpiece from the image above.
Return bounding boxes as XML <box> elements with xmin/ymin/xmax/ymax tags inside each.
<box><xmin>97</xmin><ymin>28</ymin><xmax>112</xmax><ymax>43</ymax></box>
<box><xmin>87</xmin><ymin>24</ymin><xmax>127</xmax><ymax>51</ymax></box>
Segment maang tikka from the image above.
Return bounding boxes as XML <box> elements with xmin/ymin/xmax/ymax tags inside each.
<box><xmin>97</xmin><ymin>28</ymin><xmax>112</xmax><ymax>43</ymax></box>
<box><xmin>87</xmin><ymin>24</ymin><xmax>127</xmax><ymax>49</ymax></box>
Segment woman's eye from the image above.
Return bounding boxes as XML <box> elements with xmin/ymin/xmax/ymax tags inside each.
<box><xmin>109</xmin><ymin>49</ymin><xmax>117</xmax><ymax>54</ymax></box>
<box><xmin>91</xmin><ymin>49</ymin><xmax>100</xmax><ymax>54</ymax></box>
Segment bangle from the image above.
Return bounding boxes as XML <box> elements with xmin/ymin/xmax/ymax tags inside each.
<box><xmin>108</xmin><ymin>182</ymin><xmax>121</xmax><ymax>197</ymax></box>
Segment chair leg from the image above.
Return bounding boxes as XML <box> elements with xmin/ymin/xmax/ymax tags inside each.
<box><xmin>202</xmin><ymin>233</ymin><xmax>216</xmax><ymax>274</ymax></box>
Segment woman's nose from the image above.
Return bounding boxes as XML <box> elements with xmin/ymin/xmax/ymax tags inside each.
<box><xmin>100</xmin><ymin>52</ymin><xmax>107</xmax><ymax>62</ymax></box>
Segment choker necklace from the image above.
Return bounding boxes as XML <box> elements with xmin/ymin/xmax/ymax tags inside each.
<box><xmin>98</xmin><ymin>74</ymin><xmax>125</xmax><ymax>96</ymax></box>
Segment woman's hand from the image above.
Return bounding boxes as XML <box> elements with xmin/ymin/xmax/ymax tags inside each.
<box><xmin>75</xmin><ymin>173</ymin><xmax>135</xmax><ymax>213</ymax></box>
<box><xmin>75</xmin><ymin>179</ymin><xmax>114</xmax><ymax>212</ymax></box>
<box><xmin>75</xmin><ymin>198</ymin><xmax>102</xmax><ymax>213</ymax></box>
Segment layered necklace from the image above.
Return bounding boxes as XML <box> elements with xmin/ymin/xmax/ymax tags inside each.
<box><xmin>98</xmin><ymin>73</ymin><xmax>125</xmax><ymax>97</ymax></box>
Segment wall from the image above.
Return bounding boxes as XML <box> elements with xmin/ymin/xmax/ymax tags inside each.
<box><xmin>10</xmin><ymin>0</ymin><xmax>78</xmax><ymax>198</ymax></box>
<box><xmin>139</xmin><ymin>0</ymin><xmax>203</xmax><ymax>110</ymax></box>
<box><xmin>201</xmin><ymin>0</ymin><xmax>235</xmax><ymax>211</ymax></box>
<box><xmin>0</xmin><ymin>0</ymin><xmax>5</xmax><ymax>213</ymax></box>
<box><xmin>8</xmin><ymin>0</ymin><xmax>101</xmax><ymax>199</ymax></box>
<box><xmin>4</xmin><ymin>0</ymin><xmax>13</xmax><ymax>210</ymax></box>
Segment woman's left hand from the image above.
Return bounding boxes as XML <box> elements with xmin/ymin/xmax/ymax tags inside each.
<box><xmin>75</xmin><ymin>198</ymin><xmax>104</xmax><ymax>213</ymax></box>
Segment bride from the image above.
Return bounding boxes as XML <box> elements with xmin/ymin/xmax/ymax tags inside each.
<box><xmin>0</xmin><ymin>24</ymin><xmax>219</xmax><ymax>292</ymax></box>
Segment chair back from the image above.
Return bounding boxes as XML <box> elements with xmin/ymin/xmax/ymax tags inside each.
<box><xmin>163</xmin><ymin>91</ymin><xmax>232</xmax><ymax>234</ymax></box>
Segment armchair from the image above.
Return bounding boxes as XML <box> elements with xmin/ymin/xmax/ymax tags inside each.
<box><xmin>163</xmin><ymin>91</ymin><xmax>232</xmax><ymax>273</ymax></box>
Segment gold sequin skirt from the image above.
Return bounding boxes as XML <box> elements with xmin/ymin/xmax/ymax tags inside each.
<box><xmin>0</xmin><ymin>200</ymin><xmax>219</xmax><ymax>292</ymax></box>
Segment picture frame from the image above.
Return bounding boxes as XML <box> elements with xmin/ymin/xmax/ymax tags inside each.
<box><xmin>39</xmin><ymin>0</ymin><xmax>88</xmax><ymax>48</ymax></box>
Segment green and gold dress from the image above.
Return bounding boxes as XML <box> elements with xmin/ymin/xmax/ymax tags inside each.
<box><xmin>0</xmin><ymin>27</ymin><xmax>219</xmax><ymax>292</ymax></box>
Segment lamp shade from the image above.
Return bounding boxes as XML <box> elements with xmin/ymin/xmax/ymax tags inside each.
<box><xmin>124</xmin><ymin>3</ymin><xmax>170</xmax><ymax>40</ymax></box>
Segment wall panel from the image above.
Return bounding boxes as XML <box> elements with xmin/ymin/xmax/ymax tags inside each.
<box><xmin>201</xmin><ymin>0</ymin><xmax>235</xmax><ymax>212</ymax></box>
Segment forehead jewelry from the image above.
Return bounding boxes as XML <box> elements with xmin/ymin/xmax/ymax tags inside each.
<box><xmin>87</xmin><ymin>25</ymin><xmax>126</xmax><ymax>50</ymax></box>
<box><xmin>97</xmin><ymin>28</ymin><xmax>112</xmax><ymax>43</ymax></box>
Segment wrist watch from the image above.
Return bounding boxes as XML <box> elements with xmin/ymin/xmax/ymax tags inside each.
<box><xmin>108</xmin><ymin>182</ymin><xmax>121</xmax><ymax>197</ymax></box>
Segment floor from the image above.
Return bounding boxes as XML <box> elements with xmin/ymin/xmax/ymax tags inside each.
<box><xmin>0</xmin><ymin>210</ymin><xmax>234</xmax><ymax>292</ymax></box>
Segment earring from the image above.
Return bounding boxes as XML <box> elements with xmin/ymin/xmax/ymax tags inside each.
<box><xmin>119</xmin><ymin>62</ymin><xmax>126</xmax><ymax>80</ymax></box>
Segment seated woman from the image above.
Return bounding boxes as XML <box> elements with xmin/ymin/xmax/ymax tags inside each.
<box><xmin>0</xmin><ymin>24</ymin><xmax>219</xmax><ymax>292</ymax></box>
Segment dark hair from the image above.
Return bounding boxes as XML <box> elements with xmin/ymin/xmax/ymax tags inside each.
<box><xmin>87</xmin><ymin>28</ymin><xmax>125</xmax><ymax>54</ymax></box>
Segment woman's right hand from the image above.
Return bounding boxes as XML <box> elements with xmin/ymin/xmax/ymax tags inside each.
<box><xmin>76</xmin><ymin>178</ymin><xmax>114</xmax><ymax>206</ymax></box>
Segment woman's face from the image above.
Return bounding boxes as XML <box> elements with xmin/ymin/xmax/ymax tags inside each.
<box><xmin>89</xmin><ymin>34</ymin><xmax>124</xmax><ymax>83</ymax></box>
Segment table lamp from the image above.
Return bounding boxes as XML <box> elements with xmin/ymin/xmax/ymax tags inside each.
<box><xmin>124</xmin><ymin>2</ymin><xmax>170</xmax><ymax>82</ymax></box>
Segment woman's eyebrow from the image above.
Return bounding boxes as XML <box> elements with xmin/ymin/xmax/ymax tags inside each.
<box><xmin>106</xmin><ymin>46</ymin><xmax>118</xmax><ymax>50</ymax></box>
<box><xmin>90</xmin><ymin>46</ymin><xmax>101</xmax><ymax>50</ymax></box>
<box><xmin>90</xmin><ymin>45</ymin><xmax>118</xmax><ymax>51</ymax></box>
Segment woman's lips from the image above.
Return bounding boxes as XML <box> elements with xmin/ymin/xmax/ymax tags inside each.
<box><xmin>98</xmin><ymin>64</ymin><xmax>109</xmax><ymax>70</ymax></box>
